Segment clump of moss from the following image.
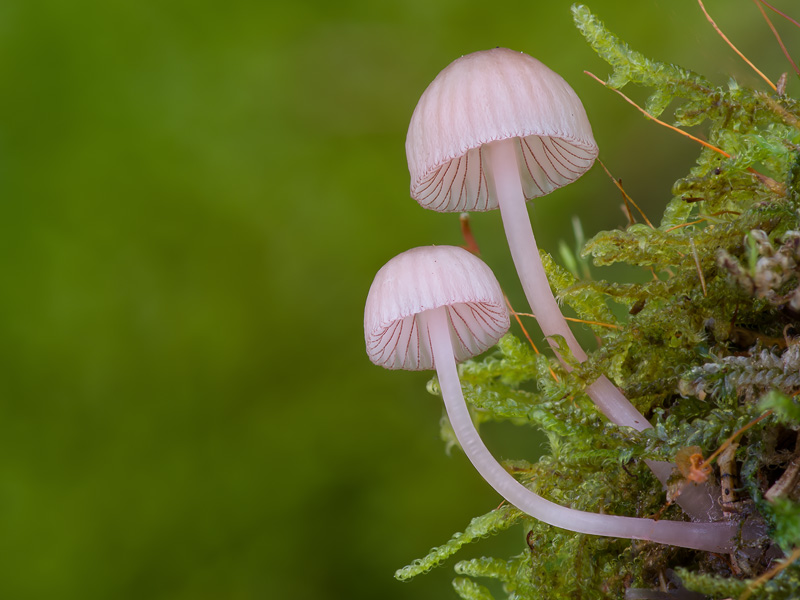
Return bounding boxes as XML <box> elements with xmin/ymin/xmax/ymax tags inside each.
<box><xmin>397</xmin><ymin>4</ymin><xmax>800</xmax><ymax>599</ymax></box>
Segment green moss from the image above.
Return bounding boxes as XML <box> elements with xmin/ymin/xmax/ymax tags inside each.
<box><xmin>399</xmin><ymin>4</ymin><xmax>800</xmax><ymax>598</ymax></box>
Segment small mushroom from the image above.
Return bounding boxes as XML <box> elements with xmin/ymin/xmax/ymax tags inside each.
<box><xmin>406</xmin><ymin>48</ymin><xmax>646</xmax><ymax>431</ymax></box>
<box><xmin>364</xmin><ymin>245</ymin><xmax>736</xmax><ymax>552</ymax></box>
<box><xmin>364</xmin><ymin>245</ymin><xmax>509</xmax><ymax>371</ymax></box>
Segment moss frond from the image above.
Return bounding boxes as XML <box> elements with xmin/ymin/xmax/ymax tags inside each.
<box><xmin>395</xmin><ymin>505</ymin><xmax>523</xmax><ymax>581</ymax></box>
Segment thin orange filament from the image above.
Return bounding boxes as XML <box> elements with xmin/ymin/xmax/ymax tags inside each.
<box><xmin>665</xmin><ymin>218</ymin><xmax>709</xmax><ymax>233</ymax></box>
<box><xmin>754</xmin><ymin>0</ymin><xmax>800</xmax><ymax>77</ymax></box>
<box><xmin>701</xmin><ymin>410</ymin><xmax>773</xmax><ymax>471</ymax></box>
<box><xmin>506</xmin><ymin>297</ymin><xmax>560</xmax><ymax>383</ymax></box>
<box><xmin>597</xmin><ymin>159</ymin><xmax>655</xmax><ymax>229</ymax></box>
<box><xmin>690</xmin><ymin>237</ymin><xmax>707</xmax><ymax>297</ymax></box>
<box><xmin>584</xmin><ymin>71</ymin><xmax>733</xmax><ymax>157</ymax></box>
<box><xmin>585</xmin><ymin>71</ymin><xmax>783</xmax><ymax>194</ymax></box>
<box><xmin>758</xmin><ymin>0</ymin><xmax>800</xmax><ymax>31</ymax></box>
<box><xmin>697</xmin><ymin>0</ymin><xmax>777</xmax><ymax>91</ymax></box>
<box><xmin>513</xmin><ymin>311</ymin><xmax>619</xmax><ymax>329</ymax></box>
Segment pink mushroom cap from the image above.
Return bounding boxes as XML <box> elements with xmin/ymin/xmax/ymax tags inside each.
<box><xmin>364</xmin><ymin>246</ymin><xmax>510</xmax><ymax>370</ymax></box>
<box><xmin>406</xmin><ymin>47</ymin><xmax>598</xmax><ymax>212</ymax></box>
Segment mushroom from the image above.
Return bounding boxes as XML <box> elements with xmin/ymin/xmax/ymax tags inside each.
<box><xmin>405</xmin><ymin>49</ymin><xmax>724</xmax><ymax>521</ymax></box>
<box><xmin>364</xmin><ymin>245</ymin><xmax>737</xmax><ymax>552</ymax></box>
<box><xmin>405</xmin><ymin>48</ymin><xmax>648</xmax><ymax>432</ymax></box>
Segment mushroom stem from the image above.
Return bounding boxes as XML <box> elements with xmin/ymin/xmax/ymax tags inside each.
<box><xmin>484</xmin><ymin>137</ymin><xmax>648</xmax><ymax>431</ymax></box>
<box><xmin>482</xmin><ymin>138</ymin><xmax>725</xmax><ymax>521</ymax></box>
<box><xmin>427</xmin><ymin>304</ymin><xmax>736</xmax><ymax>551</ymax></box>
<box><xmin>485</xmin><ymin>138</ymin><xmax>587</xmax><ymax>361</ymax></box>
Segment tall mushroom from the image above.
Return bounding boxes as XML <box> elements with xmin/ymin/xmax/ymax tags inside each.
<box><xmin>406</xmin><ymin>48</ymin><xmax>647</xmax><ymax>431</ymax></box>
<box><xmin>365</xmin><ymin>245</ymin><xmax>736</xmax><ymax>552</ymax></box>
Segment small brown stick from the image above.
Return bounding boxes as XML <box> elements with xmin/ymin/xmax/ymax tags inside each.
<box><xmin>765</xmin><ymin>432</ymin><xmax>800</xmax><ymax>502</ymax></box>
<box><xmin>675</xmin><ymin>411</ymin><xmax>773</xmax><ymax>486</ymax></box>
<box><xmin>697</xmin><ymin>0</ymin><xmax>777</xmax><ymax>91</ymax></box>
<box><xmin>777</xmin><ymin>72</ymin><xmax>788</xmax><ymax>96</ymax></box>
<box><xmin>740</xmin><ymin>547</ymin><xmax>800</xmax><ymax>600</ymax></box>
<box><xmin>597</xmin><ymin>159</ymin><xmax>655</xmax><ymax>229</ymax></box>
<box><xmin>619</xmin><ymin>198</ymin><xmax>634</xmax><ymax>227</ymax></box>
<box><xmin>700</xmin><ymin>411</ymin><xmax>773</xmax><ymax>471</ymax></box>
<box><xmin>690</xmin><ymin>237</ymin><xmax>707</xmax><ymax>297</ymax></box>
<box><xmin>765</xmin><ymin>453</ymin><xmax>800</xmax><ymax>502</ymax></box>
<box><xmin>754</xmin><ymin>0</ymin><xmax>800</xmax><ymax>77</ymax></box>
<box><xmin>658</xmin><ymin>570</ymin><xmax>668</xmax><ymax>593</ymax></box>
<box><xmin>719</xmin><ymin>442</ymin><xmax>739</xmax><ymax>516</ymax></box>
<box><xmin>459</xmin><ymin>213</ymin><xmax>481</xmax><ymax>255</ymax></box>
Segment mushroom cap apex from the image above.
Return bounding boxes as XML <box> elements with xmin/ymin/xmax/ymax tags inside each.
<box><xmin>406</xmin><ymin>47</ymin><xmax>598</xmax><ymax>213</ymax></box>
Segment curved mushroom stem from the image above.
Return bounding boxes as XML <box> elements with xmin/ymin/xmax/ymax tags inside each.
<box><xmin>426</xmin><ymin>305</ymin><xmax>736</xmax><ymax>551</ymax></box>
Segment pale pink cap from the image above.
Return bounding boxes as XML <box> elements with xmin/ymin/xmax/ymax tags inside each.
<box><xmin>406</xmin><ymin>48</ymin><xmax>598</xmax><ymax>212</ymax></box>
<box><xmin>364</xmin><ymin>246</ymin><xmax>509</xmax><ymax>370</ymax></box>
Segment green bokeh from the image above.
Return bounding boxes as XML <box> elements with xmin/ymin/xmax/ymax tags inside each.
<box><xmin>0</xmin><ymin>1</ymin><xmax>796</xmax><ymax>598</ymax></box>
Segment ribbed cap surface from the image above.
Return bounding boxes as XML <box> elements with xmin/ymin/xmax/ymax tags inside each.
<box><xmin>406</xmin><ymin>48</ymin><xmax>598</xmax><ymax>212</ymax></box>
<box><xmin>364</xmin><ymin>246</ymin><xmax>509</xmax><ymax>370</ymax></box>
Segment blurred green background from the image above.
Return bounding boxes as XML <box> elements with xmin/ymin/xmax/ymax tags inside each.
<box><xmin>1</xmin><ymin>1</ymin><xmax>797</xmax><ymax>598</ymax></box>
